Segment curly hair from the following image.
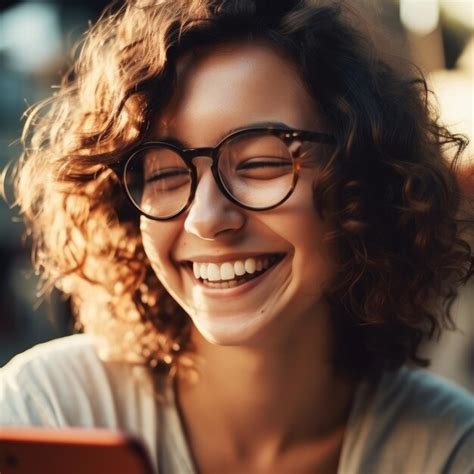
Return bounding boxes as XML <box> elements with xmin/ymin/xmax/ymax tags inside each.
<box><xmin>9</xmin><ymin>0</ymin><xmax>473</xmax><ymax>378</ymax></box>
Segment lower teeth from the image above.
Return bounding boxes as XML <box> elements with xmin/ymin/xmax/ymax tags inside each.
<box><xmin>202</xmin><ymin>279</ymin><xmax>246</xmax><ymax>289</ymax></box>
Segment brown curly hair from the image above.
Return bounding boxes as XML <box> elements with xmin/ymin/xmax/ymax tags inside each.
<box><xmin>9</xmin><ymin>0</ymin><xmax>473</xmax><ymax>378</ymax></box>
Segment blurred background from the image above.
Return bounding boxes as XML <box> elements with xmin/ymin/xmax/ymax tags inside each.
<box><xmin>0</xmin><ymin>0</ymin><xmax>473</xmax><ymax>390</ymax></box>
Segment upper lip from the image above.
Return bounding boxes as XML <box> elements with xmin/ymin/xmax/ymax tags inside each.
<box><xmin>177</xmin><ymin>252</ymin><xmax>286</xmax><ymax>264</ymax></box>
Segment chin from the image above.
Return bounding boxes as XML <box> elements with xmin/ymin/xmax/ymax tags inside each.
<box><xmin>190</xmin><ymin>310</ymin><xmax>276</xmax><ymax>347</ymax></box>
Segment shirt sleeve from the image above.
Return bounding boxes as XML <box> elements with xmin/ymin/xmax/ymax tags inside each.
<box><xmin>340</xmin><ymin>367</ymin><xmax>474</xmax><ymax>474</ymax></box>
<box><xmin>0</xmin><ymin>357</ymin><xmax>61</xmax><ymax>427</ymax></box>
<box><xmin>0</xmin><ymin>335</ymin><xmax>106</xmax><ymax>428</ymax></box>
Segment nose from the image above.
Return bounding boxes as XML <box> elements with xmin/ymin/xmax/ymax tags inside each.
<box><xmin>184</xmin><ymin>158</ymin><xmax>245</xmax><ymax>240</ymax></box>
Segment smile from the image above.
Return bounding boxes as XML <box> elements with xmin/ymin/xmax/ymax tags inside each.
<box><xmin>189</xmin><ymin>254</ymin><xmax>285</xmax><ymax>289</ymax></box>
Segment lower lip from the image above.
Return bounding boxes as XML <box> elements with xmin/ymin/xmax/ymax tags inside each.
<box><xmin>186</xmin><ymin>256</ymin><xmax>286</xmax><ymax>299</ymax></box>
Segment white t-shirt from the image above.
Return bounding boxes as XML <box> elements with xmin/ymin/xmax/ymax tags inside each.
<box><xmin>1</xmin><ymin>334</ymin><xmax>473</xmax><ymax>473</ymax></box>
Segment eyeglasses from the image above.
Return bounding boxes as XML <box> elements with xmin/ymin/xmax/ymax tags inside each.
<box><xmin>112</xmin><ymin>126</ymin><xmax>336</xmax><ymax>220</ymax></box>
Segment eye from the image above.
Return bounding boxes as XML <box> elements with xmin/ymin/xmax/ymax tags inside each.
<box><xmin>144</xmin><ymin>168</ymin><xmax>191</xmax><ymax>190</ymax></box>
<box><xmin>236</xmin><ymin>156</ymin><xmax>293</xmax><ymax>179</ymax></box>
<box><xmin>145</xmin><ymin>168</ymin><xmax>186</xmax><ymax>182</ymax></box>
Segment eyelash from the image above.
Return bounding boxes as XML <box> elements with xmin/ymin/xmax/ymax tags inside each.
<box><xmin>145</xmin><ymin>169</ymin><xmax>188</xmax><ymax>183</ymax></box>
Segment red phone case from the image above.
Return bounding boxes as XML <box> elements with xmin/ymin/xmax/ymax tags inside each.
<box><xmin>0</xmin><ymin>427</ymin><xmax>154</xmax><ymax>474</ymax></box>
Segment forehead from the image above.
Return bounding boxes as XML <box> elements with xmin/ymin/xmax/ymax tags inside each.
<box><xmin>152</xmin><ymin>41</ymin><xmax>324</xmax><ymax>146</ymax></box>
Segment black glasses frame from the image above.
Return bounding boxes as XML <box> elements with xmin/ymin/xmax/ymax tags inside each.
<box><xmin>111</xmin><ymin>126</ymin><xmax>336</xmax><ymax>221</ymax></box>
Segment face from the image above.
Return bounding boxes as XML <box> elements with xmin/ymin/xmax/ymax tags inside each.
<box><xmin>140</xmin><ymin>41</ymin><xmax>337</xmax><ymax>346</ymax></box>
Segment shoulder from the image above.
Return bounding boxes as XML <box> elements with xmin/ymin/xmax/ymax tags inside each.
<box><xmin>1</xmin><ymin>334</ymin><xmax>107</xmax><ymax>404</ymax></box>
<box><xmin>2</xmin><ymin>334</ymin><xmax>101</xmax><ymax>379</ymax></box>
<box><xmin>376</xmin><ymin>366</ymin><xmax>474</xmax><ymax>426</ymax></box>
<box><xmin>342</xmin><ymin>367</ymin><xmax>474</xmax><ymax>474</ymax></box>
<box><xmin>0</xmin><ymin>334</ymin><xmax>156</xmax><ymax>429</ymax></box>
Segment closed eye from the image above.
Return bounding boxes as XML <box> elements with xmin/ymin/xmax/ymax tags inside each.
<box><xmin>144</xmin><ymin>168</ymin><xmax>191</xmax><ymax>192</ymax></box>
<box><xmin>145</xmin><ymin>168</ymin><xmax>189</xmax><ymax>183</ymax></box>
<box><xmin>238</xmin><ymin>160</ymin><xmax>291</xmax><ymax>170</ymax></box>
<box><xmin>235</xmin><ymin>157</ymin><xmax>293</xmax><ymax>180</ymax></box>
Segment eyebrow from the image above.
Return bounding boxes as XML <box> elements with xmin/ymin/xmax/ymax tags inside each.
<box><xmin>151</xmin><ymin>121</ymin><xmax>293</xmax><ymax>147</ymax></box>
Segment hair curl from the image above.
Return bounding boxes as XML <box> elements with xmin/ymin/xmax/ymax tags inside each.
<box><xmin>9</xmin><ymin>0</ymin><xmax>473</xmax><ymax>378</ymax></box>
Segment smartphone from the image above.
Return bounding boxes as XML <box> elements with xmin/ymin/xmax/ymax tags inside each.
<box><xmin>0</xmin><ymin>427</ymin><xmax>154</xmax><ymax>474</ymax></box>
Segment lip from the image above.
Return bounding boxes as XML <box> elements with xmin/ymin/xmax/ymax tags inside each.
<box><xmin>182</xmin><ymin>253</ymin><xmax>287</xmax><ymax>299</ymax></box>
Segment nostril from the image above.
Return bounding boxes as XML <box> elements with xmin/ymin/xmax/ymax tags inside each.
<box><xmin>183</xmin><ymin>188</ymin><xmax>246</xmax><ymax>239</ymax></box>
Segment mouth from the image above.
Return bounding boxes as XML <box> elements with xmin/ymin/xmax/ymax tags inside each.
<box><xmin>186</xmin><ymin>254</ymin><xmax>286</xmax><ymax>290</ymax></box>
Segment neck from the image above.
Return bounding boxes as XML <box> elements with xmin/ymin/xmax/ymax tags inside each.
<box><xmin>176</xmin><ymin>304</ymin><xmax>356</xmax><ymax>464</ymax></box>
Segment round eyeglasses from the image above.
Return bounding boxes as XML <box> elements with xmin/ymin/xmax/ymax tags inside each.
<box><xmin>112</xmin><ymin>126</ymin><xmax>336</xmax><ymax>220</ymax></box>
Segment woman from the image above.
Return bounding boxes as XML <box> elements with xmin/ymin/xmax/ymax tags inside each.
<box><xmin>1</xmin><ymin>0</ymin><xmax>473</xmax><ymax>472</ymax></box>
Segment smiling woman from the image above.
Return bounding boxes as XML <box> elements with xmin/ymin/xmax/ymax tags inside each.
<box><xmin>1</xmin><ymin>1</ymin><xmax>473</xmax><ymax>473</ymax></box>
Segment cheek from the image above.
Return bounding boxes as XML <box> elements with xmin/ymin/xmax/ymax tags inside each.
<box><xmin>293</xmin><ymin>218</ymin><xmax>334</xmax><ymax>281</ymax></box>
<box><xmin>139</xmin><ymin>217</ymin><xmax>179</xmax><ymax>275</ymax></box>
<box><xmin>278</xmin><ymin>186</ymin><xmax>336</xmax><ymax>288</ymax></box>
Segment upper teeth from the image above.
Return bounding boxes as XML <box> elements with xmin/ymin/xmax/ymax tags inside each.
<box><xmin>192</xmin><ymin>257</ymin><xmax>273</xmax><ymax>282</ymax></box>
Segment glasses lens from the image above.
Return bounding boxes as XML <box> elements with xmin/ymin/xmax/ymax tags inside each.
<box><xmin>218</xmin><ymin>132</ymin><xmax>295</xmax><ymax>209</ymax></box>
<box><xmin>124</xmin><ymin>146</ymin><xmax>192</xmax><ymax>219</ymax></box>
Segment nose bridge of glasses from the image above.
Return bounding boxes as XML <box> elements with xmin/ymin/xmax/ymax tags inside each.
<box><xmin>183</xmin><ymin>147</ymin><xmax>216</xmax><ymax>164</ymax></box>
<box><xmin>182</xmin><ymin>147</ymin><xmax>221</xmax><ymax>186</ymax></box>
<box><xmin>181</xmin><ymin>147</ymin><xmax>220</xmax><ymax>195</ymax></box>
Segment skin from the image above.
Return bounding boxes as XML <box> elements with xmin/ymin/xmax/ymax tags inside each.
<box><xmin>140</xmin><ymin>41</ymin><xmax>355</xmax><ymax>472</ymax></box>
